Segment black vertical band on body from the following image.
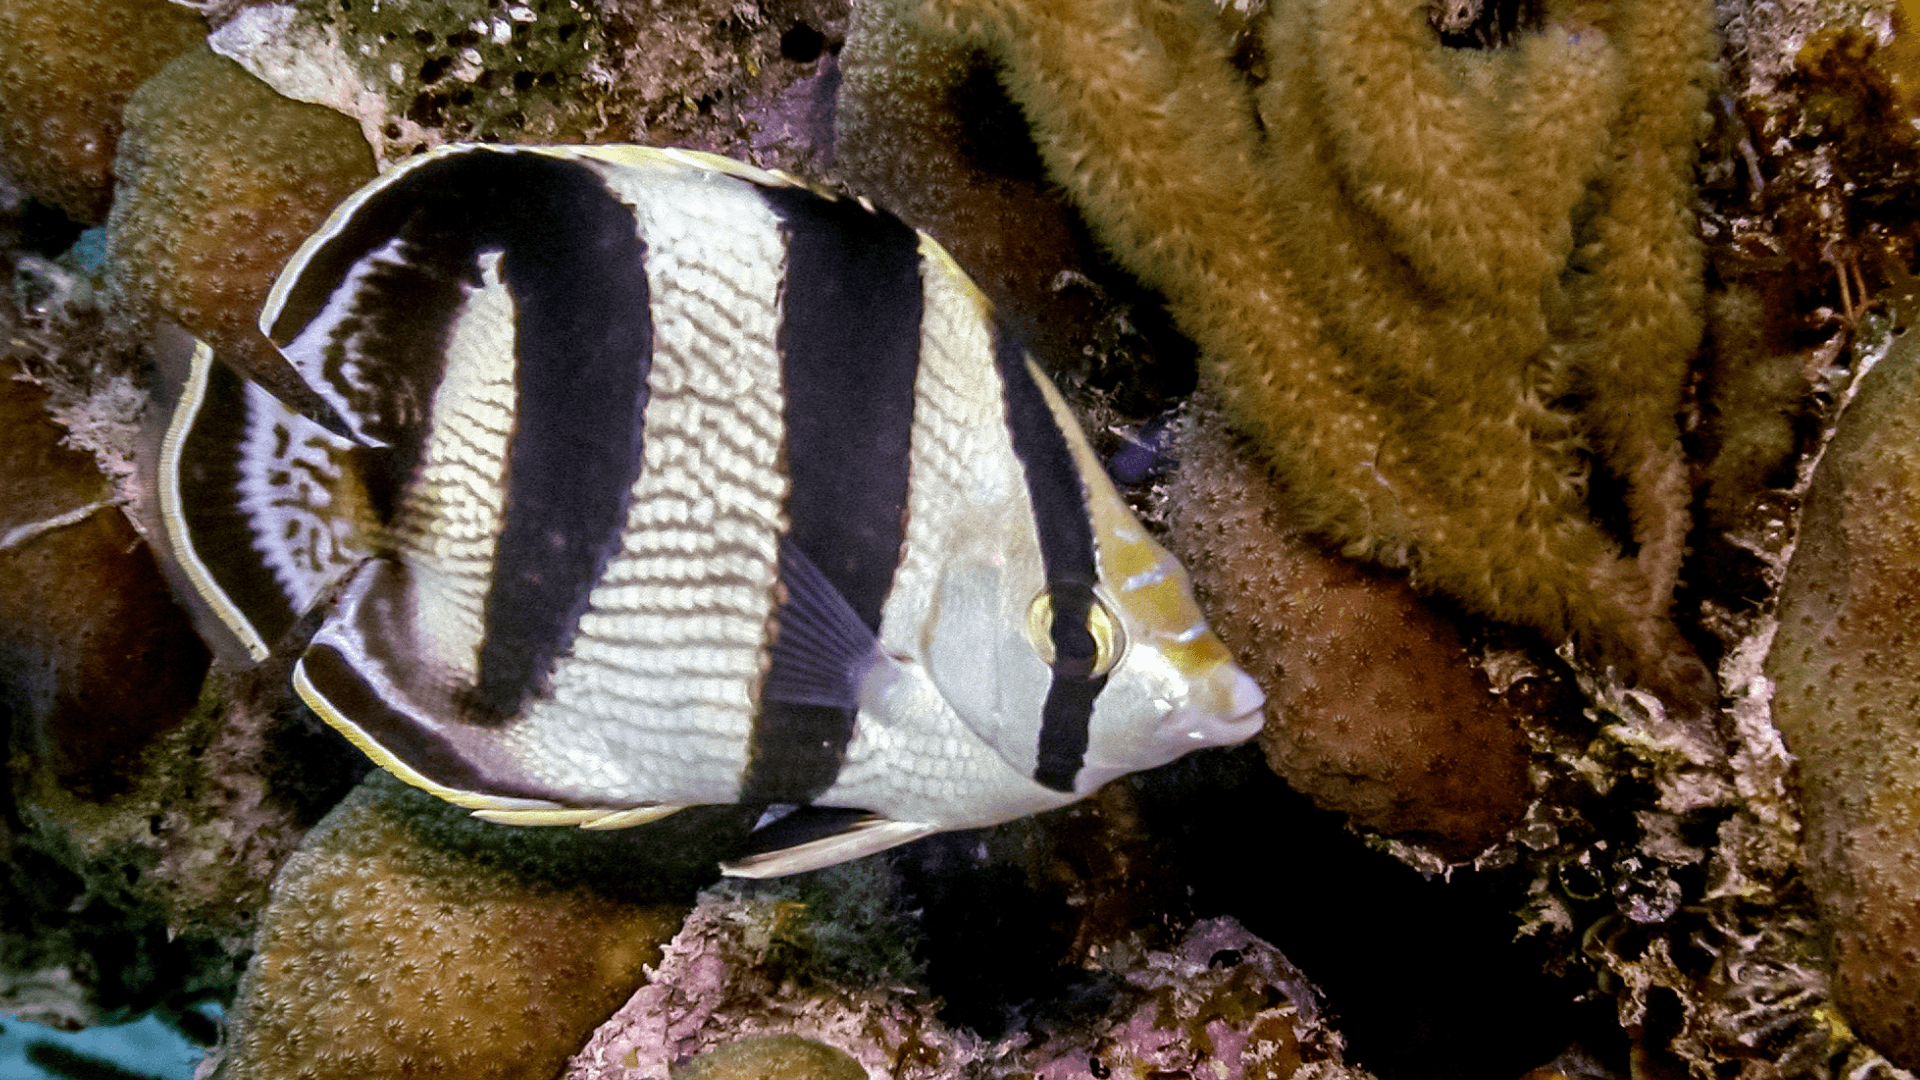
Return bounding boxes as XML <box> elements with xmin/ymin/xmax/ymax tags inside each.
<box><xmin>740</xmin><ymin>186</ymin><xmax>924</xmax><ymax>805</ymax></box>
<box><xmin>271</xmin><ymin>148</ymin><xmax>655</xmax><ymax>725</ymax></box>
<box><xmin>468</xmin><ymin>153</ymin><xmax>654</xmax><ymax>723</ymax></box>
<box><xmin>992</xmin><ymin>333</ymin><xmax>1106</xmax><ymax>793</ymax></box>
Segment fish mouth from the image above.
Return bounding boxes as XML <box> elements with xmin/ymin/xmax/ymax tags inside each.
<box><xmin>1074</xmin><ymin>666</ymin><xmax>1268</xmax><ymax>794</ymax></box>
<box><xmin>1141</xmin><ymin>666</ymin><xmax>1267</xmax><ymax>761</ymax></box>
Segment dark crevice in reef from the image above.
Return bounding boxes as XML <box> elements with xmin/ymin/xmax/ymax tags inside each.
<box><xmin>1140</xmin><ymin>748</ymin><xmax>1608</xmax><ymax>1080</ymax></box>
<box><xmin>1428</xmin><ymin>0</ymin><xmax>1546</xmax><ymax>50</ymax></box>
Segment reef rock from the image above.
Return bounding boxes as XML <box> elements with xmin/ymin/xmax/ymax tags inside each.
<box><xmin>569</xmin><ymin>879</ymin><xmax>1362</xmax><ymax>1080</ymax></box>
<box><xmin>0</xmin><ymin>0</ymin><xmax>206</xmax><ymax>223</ymax></box>
<box><xmin>1768</xmin><ymin>326</ymin><xmax>1920</xmax><ymax>1070</ymax></box>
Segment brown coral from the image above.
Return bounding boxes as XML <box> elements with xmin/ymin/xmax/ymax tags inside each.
<box><xmin>218</xmin><ymin>773</ymin><xmax>694</xmax><ymax>1080</ymax></box>
<box><xmin>1767</xmin><ymin>327</ymin><xmax>1920</xmax><ymax>1070</ymax></box>
<box><xmin>106</xmin><ymin>46</ymin><xmax>376</xmax><ymax>405</ymax></box>
<box><xmin>0</xmin><ymin>0</ymin><xmax>205</xmax><ymax>223</ymax></box>
<box><xmin>905</xmin><ymin>0</ymin><xmax>1716</xmax><ymax>704</ymax></box>
<box><xmin>1167</xmin><ymin>403</ymin><xmax>1532</xmax><ymax>857</ymax></box>
<box><xmin>0</xmin><ymin>366</ymin><xmax>207</xmax><ymax>797</ymax></box>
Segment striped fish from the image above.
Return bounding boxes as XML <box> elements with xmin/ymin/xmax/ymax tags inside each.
<box><xmin>158</xmin><ymin>143</ymin><xmax>1264</xmax><ymax>877</ymax></box>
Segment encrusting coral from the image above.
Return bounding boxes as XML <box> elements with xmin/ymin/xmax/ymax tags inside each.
<box><xmin>903</xmin><ymin>0</ymin><xmax>1717</xmax><ymax>704</ymax></box>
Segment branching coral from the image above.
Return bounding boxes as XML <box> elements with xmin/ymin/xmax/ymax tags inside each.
<box><xmin>902</xmin><ymin>0</ymin><xmax>1716</xmax><ymax>703</ymax></box>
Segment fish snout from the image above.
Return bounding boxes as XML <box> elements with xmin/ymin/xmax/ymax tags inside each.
<box><xmin>1153</xmin><ymin>664</ymin><xmax>1266</xmax><ymax>755</ymax></box>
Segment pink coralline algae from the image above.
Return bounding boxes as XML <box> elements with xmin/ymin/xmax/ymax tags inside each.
<box><xmin>568</xmin><ymin>886</ymin><xmax>1361</xmax><ymax>1080</ymax></box>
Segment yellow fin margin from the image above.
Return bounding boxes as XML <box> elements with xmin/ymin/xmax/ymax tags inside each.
<box><xmin>158</xmin><ymin>340</ymin><xmax>273</xmax><ymax>662</ymax></box>
<box><xmin>292</xmin><ymin>655</ymin><xmax>684</xmax><ymax>829</ymax></box>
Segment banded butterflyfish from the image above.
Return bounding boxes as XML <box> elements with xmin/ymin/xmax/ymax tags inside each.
<box><xmin>157</xmin><ymin>143</ymin><xmax>1265</xmax><ymax>877</ymax></box>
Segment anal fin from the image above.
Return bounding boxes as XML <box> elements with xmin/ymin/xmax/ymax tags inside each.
<box><xmin>580</xmin><ymin>805</ymin><xmax>687</xmax><ymax>830</ymax></box>
<box><xmin>469</xmin><ymin>804</ymin><xmax>688</xmax><ymax>828</ymax></box>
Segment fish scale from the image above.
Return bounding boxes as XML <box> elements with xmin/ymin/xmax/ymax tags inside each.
<box><xmin>390</xmin><ymin>253</ymin><xmax>518</xmax><ymax>677</ymax></box>
<box><xmin>503</xmin><ymin>171</ymin><xmax>795</xmax><ymax>806</ymax></box>
<box><xmin>158</xmin><ymin>143</ymin><xmax>1267</xmax><ymax>876</ymax></box>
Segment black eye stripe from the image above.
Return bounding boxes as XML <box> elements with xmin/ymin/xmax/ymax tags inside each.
<box><xmin>1048</xmin><ymin>582</ymin><xmax>1100</xmax><ymax>676</ymax></box>
<box><xmin>992</xmin><ymin>333</ymin><xmax>1106</xmax><ymax>793</ymax></box>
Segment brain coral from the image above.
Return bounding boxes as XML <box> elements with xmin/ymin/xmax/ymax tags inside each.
<box><xmin>906</xmin><ymin>0</ymin><xmax>1716</xmax><ymax>706</ymax></box>
<box><xmin>106</xmin><ymin>45</ymin><xmax>376</xmax><ymax>405</ymax></box>
<box><xmin>1767</xmin><ymin>326</ymin><xmax>1920</xmax><ymax>1070</ymax></box>
<box><xmin>0</xmin><ymin>0</ymin><xmax>206</xmax><ymax>223</ymax></box>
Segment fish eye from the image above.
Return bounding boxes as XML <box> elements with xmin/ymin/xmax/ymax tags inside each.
<box><xmin>1025</xmin><ymin>585</ymin><xmax>1125</xmax><ymax>677</ymax></box>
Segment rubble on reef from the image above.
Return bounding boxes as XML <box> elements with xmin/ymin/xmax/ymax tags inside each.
<box><xmin>568</xmin><ymin>888</ymin><xmax>1363</xmax><ymax>1080</ymax></box>
<box><xmin>5</xmin><ymin>0</ymin><xmax>1920</xmax><ymax>1078</ymax></box>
